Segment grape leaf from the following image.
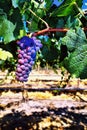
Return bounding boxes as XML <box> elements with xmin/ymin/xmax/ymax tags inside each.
<box><xmin>45</xmin><ymin>0</ymin><xmax>53</xmax><ymax>10</ymax></box>
<box><xmin>0</xmin><ymin>48</ymin><xmax>13</xmax><ymax>60</ymax></box>
<box><xmin>65</xmin><ymin>17</ymin><xmax>82</xmax><ymax>29</ymax></box>
<box><xmin>61</xmin><ymin>27</ymin><xmax>87</xmax><ymax>79</ymax></box>
<box><xmin>51</xmin><ymin>0</ymin><xmax>82</xmax><ymax>17</ymax></box>
<box><xmin>31</xmin><ymin>0</ymin><xmax>46</xmax><ymax>9</ymax></box>
<box><xmin>64</xmin><ymin>44</ymin><xmax>87</xmax><ymax>79</ymax></box>
<box><xmin>11</xmin><ymin>0</ymin><xmax>19</xmax><ymax>8</ymax></box>
<box><xmin>0</xmin><ymin>12</ymin><xmax>16</xmax><ymax>43</ymax></box>
<box><xmin>59</xmin><ymin>28</ymin><xmax>86</xmax><ymax>52</ymax></box>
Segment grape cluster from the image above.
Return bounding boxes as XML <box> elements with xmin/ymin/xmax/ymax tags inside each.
<box><xmin>16</xmin><ymin>36</ymin><xmax>42</xmax><ymax>82</ymax></box>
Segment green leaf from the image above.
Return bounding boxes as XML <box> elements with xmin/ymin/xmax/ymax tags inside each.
<box><xmin>51</xmin><ymin>0</ymin><xmax>82</xmax><ymax>17</ymax></box>
<box><xmin>45</xmin><ymin>0</ymin><xmax>53</xmax><ymax>10</ymax></box>
<box><xmin>11</xmin><ymin>0</ymin><xmax>19</xmax><ymax>8</ymax></box>
<box><xmin>65</xmin><ymin>17</ymin><xmax>82</xmax><ymax>28</ymax></box>
<box><xmin>60</xmin><ymin>28</ymin><xmax>86</xmax><ymax>52</ymax></box>
<box><xmin>61</xmin><ymin>28</ymin><xmax>87</xmax><ymax>79</ymax></box>
<box><xmin>0</xmin><ymin>48</ymin><xmax>13</xmax><ymax>60</ymax></box>
<box><xmin>58</xmin><ymin>0</ymin><xmax>63</xmax><ymax>1</ymax></box>
<box><xmin>9</xmin><ymin>8</ymin><xmax>23</xmax><ymax>38</ymax></box>
<box><xmin>64</xmin><ymin>44</ymin><xmax>87</xmax><ymax>79</ymax></box>
<box><xmin>31</xmin><ymin>0</ymin><xmax>46</xmax><ymax>9</ymax></box>
<box><xmin>37</xmin><ymin>8</ymin><xmax>45</xmax><ymax>18</ymax></box>
<box><xmin>0</xmin><ymin>11</ymin><xmax>16</xmax><ymax>43</ymax></box>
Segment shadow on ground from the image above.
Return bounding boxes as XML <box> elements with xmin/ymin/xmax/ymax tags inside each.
<box><xmin>0</xmin><ymin>106</ymin><xmax>87</xmax><ymax>130</ymax></box>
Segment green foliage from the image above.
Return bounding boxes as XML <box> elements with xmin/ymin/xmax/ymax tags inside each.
<box><xmin>0</xmin><ymin>48</ymin><xmax>16</xmax><ymax>72</ymax></box>
<box><xmin>45</xmin><ymin>0</ymin><xmax>53</xmax><ymax>10</ymax></box>
<box><xmin>0</xmin><ymin>48</ymin><xmax>13</xmax><ymax>60</ymax></box>
<box><xmin>0</xmin><ymin>0</ymin><xmax>87</xmax><ymax>80</ymax></box>
<box><xmin>0</xmin><ymin>9</ymin><xmax>15</xmax><ymax>43</ymax></box>
<box><xmin>60</xmin><ymin>27</ymin><xmax>87</xmax><ymax>79</ymax></box>
<box><xmin>51</xmin><ymin>0</ymin><xmax>82</xmax><ymax>17</ymax></box>
<box><xmin>11</xmin><ymin>0</ymin><xmax>19</xmax><ymax>8</ymax></box>
<box><xmin>59</xmin><ymin>27</ymin><xmax>86</xmax><ymax>52</ymax></box>
<box><xmin>65</xmin><ymin>16</ymin><xmax>82</xmax><ymax>29</ymax></box>
<box><xmin>42</xmin><ymin>45</ymin><xmax>59</xmax><ymax>62</ymax></box>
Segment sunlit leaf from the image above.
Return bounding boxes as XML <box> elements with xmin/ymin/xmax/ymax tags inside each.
<box><xmin>11</xmin><ymin>0</ymin><xmax>19</xmax><ymax>8</ymax></box>
<box><xmin>51</xmin><ymin>0</ymin><xmax>82</xmax><ymax>17</ymax></box>
<box><xmin>0</xmin><ymin>48</ymin><xmax>13</xmax><ymax>60</ymax></box>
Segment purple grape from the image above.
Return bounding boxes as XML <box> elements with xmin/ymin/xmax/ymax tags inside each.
<box><xmin>18</xmin><ymin>59</ymin><xmax>24</xmax><ymax>64</ymax></box>
<box><xmin>27</xmin><ymin>56</ymin><xmax>31</xmax><ymax>61</ymax></box>
<box><xmin>26</xmin><ymin>47</ymin><xmax>31</xmax><ymax>52</ymax></box>
<box><xmin>23</xmin><ymin>79</ymin><xmax>28</xmax><ymax>82</ymax></box>
<box><xmin>27</xmin><ymin>52</ymin><xmax>31</xmax><ymax>56</ymax></box>
<box><xmin>17</xmin><ymin>50</ymin><xmax>24</xmax><ymax>54</ymax></box>
<box><xmin>28</xmin><ymin>64</ymin><xmax>32</xmax><ymax>69</ymax></box>
<box><xmin>23</xmin><ymin>53</ymin><xmax>28</xmax><ymax>58</ymax></box>
<box><xmin>16</xmin><ymin>36</ymin><xmax>42</xmax><ymax>82</ymax></box>
<box><xmin>24</xmin><ymin>59</ymin><xmax>28</xmax><ymax>63</ymax></box>
<box><xmin>20</xmin><ymin>65</ymin><xmax>25</xmax><ymax>70</ymax></box>
<box><xmin>19</xmin><ymin>77</ymin><xmax>24</xmax><ymax>82</ymax></box>
<box><xmin>32</xmin><ymin>36</ymin><xmax>43</xmax><ymax>50</ymax></box>
<box><xmin>24</xmin><ymin>74</ymin><xmax>29</xmax><ymax>78</ymax></box>
<box><xmin>24</xmin><ymin>63</ymin><xmax>29</xmax><ymax>67</ymax></box>
<box><xmin>16</xmin><ymin>64</ymin><xmax>20</xmax><ymax>68</ymax></box>
<box><xmin>25</xmin><ymin>67</ymin><xmax>29</xmax><ymax>71</ymax></box>
<box><xmin>36</xmin><ymin>46</ymin><xmax>40</xmax><ymax>51</ymax></box>
<box><xmin>15</xmin><ymin>72</ymin><xmax>22</xmax><ymax>77</ymax></box>
<box><xmin>31</xmin><ymin>49</ymin><xmax>36</xmax><ymax>54</ymax></box>
<box><xmin>30</xmin><ymin>61</ymin><xmax>34</xmax><ymax>65</ymax></box>
<box><xmin>18</xmin><ymin>54</ymin><xmax>23</xmax><ymax>58</ymax></box>
<box><xmin>16</xmin><ymin>67</ymin><xmax>22</xmax><ymax>72</ymax></box>
<box><xmin>22</xmin><ymin>70</ymin><xmax>27</xmax><ymax>75</ymax></box>
<box><xmin>19</xmin><ymin>43</ymin><xmax>24</xmax><ymax>49</ymax></box>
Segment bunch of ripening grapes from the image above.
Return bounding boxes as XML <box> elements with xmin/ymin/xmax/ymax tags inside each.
<box><xmin>15</xmin><ymin>36</ymin><xmax>42</xmax><ymax>82</ymax></box>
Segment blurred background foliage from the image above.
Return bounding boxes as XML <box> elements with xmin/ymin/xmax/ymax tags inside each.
<box><xmin>0</xmin><ymin>0</ymin><xmax>87</xmax><ymax>79</ymax></box>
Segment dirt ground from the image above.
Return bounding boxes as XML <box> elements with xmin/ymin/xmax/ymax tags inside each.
<box><xmin>0</xmin><ymin>69</ymin><xmax>87</xmax><ymax>130</ymax></box>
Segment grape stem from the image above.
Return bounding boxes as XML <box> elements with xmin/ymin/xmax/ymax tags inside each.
<box><xmin>32</xmin><ymin>27</ymin><xmax>87</xmax><ymax>36</ymax></box>
<box><xmin>22</xmin><ymin>82</ymin><xmax>28</xmax><ymax>101</ymax></box>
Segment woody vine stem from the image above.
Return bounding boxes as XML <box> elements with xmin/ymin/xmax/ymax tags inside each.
<box><xmin>27</xmin><ymin>7</ymin><xmax>87</xmax><ymax>37</ymax></box>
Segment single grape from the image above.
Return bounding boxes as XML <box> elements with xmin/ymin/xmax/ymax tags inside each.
<box><xmin>24</xmin><ymin>58</ymin><xmax>29</xmax><ymax>63</ymax></box>
<box><xmin>36</xmin><ymin>46</ymin><xmax>40</xmax><ymax>51</ymax></box>
<box><xmin>25</xmin><ymin>67</ymin><xmax>29</xmax><ymax>71</ymax></box>
<box><xmin>16</xmin><ymin>67</ymin><xmax>22</xmax><ymax>72</ymax></box>
<box><xmin>27</xmin><ymin>55</ymin><xmax>31</xmax><ymax>61</ymax></box>
<box><xmin>23</xmin><ymin>78</ymin><xmax>28</xmax><ymax>82</ymax></box>
<box><xmin>24</xmin><ymin>63</ymin><xmax>29</xmax><ymax>67</ymax></box>
<box><xmin>20</xmin><ymin>65</ymin><xmax>26</xmax><ymax>70</ymax></box>
<box><xmin>22</xmin><ymin>70</ymin><xmax>27</xmax><ymax>75</ymax></box>
<box><xmin>17</xmin><ymin>50</ymin><xmax>24</xmax><ymax>55</ymax></box>
<box><xmin>26</xmin><ymin>47</ymin><xmax>31</xmax><ymax>52</ymax></box>
<box><xmin>23</xmin><ymin>53</ymin><xmax>28</xmax><ymax>58</ymax></box>
<box><xmin>18</xmin><ymin>59</ymin><xmax>24</xmax><ymax>64</ymax></box>
<box><xmin>30</xmin><ymin>61</ymin><xmax>35</xmax><ymax>65</ymax></box>
<box><xmin>31</xmin><ymin>49</ymin><xmax>36</xmax><ymax>54</ymax></box>
<box><xmin>15</xmin><ymin>72</ymin><xmax>22</xmax><ymax>77</ymax></box>
<box><xmin>24</xmin><ymin>74</ymin><xmax>29</xmax><ymax>78</ymax></box>
<box><xmin>18</xmin><ymin>54</ymin><xmax>23</xmax><ymax>58</ymax></box>
<box><xmin>28</xmin><ymin>64</ymin><xmax>32</xmax><ymax>69</ymax></box>
<box><xmin>19</xmin><ymin>77</ymin><xmax>24</xmax><ymax>82</ymax></box>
